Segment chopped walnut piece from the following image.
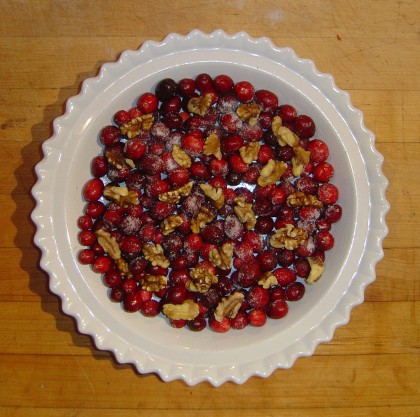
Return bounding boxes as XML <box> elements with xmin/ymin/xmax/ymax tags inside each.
<box><xmin>239</xmin><ymin>142</ymin><xmax>261</xmax><ymax>164</ymax></box>
<box><xmin>271</xmin><ymin>115</ymin><xmax>299</xmax><ymax>147</ymax></box>
<box><xmin>187</xmin><ymin>94</ymin><xmax>213</xmax><ymax>116</ymax></box>
<box><xmin>159</xmin><ymin>181</ymin><xmax>193</xmax><ymax>204</ymax></box>
<box><xmin>203</xmin><ymin>133</ymin><xmax>222</xmax><ymax>160</ymax></box>
<box><xmin>103</xmin><ymin>185</ymin><xmax>139</xmax><ymax>208</ymax></box>
<box><xmin>269</xmin><ymin>224</ymin><xmax>308</xmax><ymax>250</ymax></box>
<box><xmin>199</xmin><ymin>183</ymin><xmax>225</xmax><ymax>209</ymax></box>
<box><xmin>209</xmin><ymin>242</ymin><xmax>233</xmax><ymax>270</ymax></box>
<box><xmin>172</xmin><ymin>144</ymin><xmax>192</xmax><ymax>168</ymax></box>
<box><xmin>292</xmin><ymin>146</ymin><xmax>311</xmax><ymax>177</ymax></box>
<box><xmin>140</xmin><ymin>274</ymin><xmax>167</xmax><ymax>292</ymax></box>
<box><xmin>120</xmin><ymin>114</ymin><xmax>154</xmax><ymax>138</ymax></box>
<box><xmin>163</xmin><ymin>299</ymin><xmax>200</xmax><ymax>321</ymax></box>
<box><xmin>186</xmin><ymin>265</ymin><xmax>218</xmax><ymax>293</ymax></box>
<box><xmin>258</xmin><ymin>271</ymin><xmax>278</xmax><ymax>289</ymax></box>
<box><xmin>306</xmin><ymin>257</ymin><xmax>325</xmax><ymax>284</ymax></box>
<box><xmin>95</xmin><ymin>229</ymin><xmax>130</xmax><ymax>275</ymax></box>
<box><xmin>190</xmin><ymin>206</ymin><xmax>215</xmax><ymax>234</ymax></box>
<box><xmin>161</xmin><ymin>215</ymin><xmax>183</xmax><ymax>235</ymax></box>
<box><xmin>234</xmin><ymin>197</ymin><xmax>256</xmax><ymax>230</ymax></box>
<box><xmin>214</xmin><ymin>292</ymin><xmax>245</xmax><ymax>322</ymax></box>
<box><xmin>95</xmin><ymin>229</ymin><xmax>121</xmax><ymax>260</ymax></box>
<box><xmin>142</xmin><ymin>243</ymin><xmax>170</xmax><ymax>268</ymax></box>
<box><xmin>287</xmin><ymin>191</ymin><xmax>323</xmax><ymax>208</ymax></box>
<box><xmin>236</xmin><ymin>103</ymin><xmax>261</xmax><ymax>126</ymax></box>
<box><xmin>257</xmin><ymin>159</ymin><xmax>287</xmax><ymax>187</ymax></box>
<box><xmin>105</xmin><ymin>149</ymin><xmax>132</xmax><ymax>170</ymax></box>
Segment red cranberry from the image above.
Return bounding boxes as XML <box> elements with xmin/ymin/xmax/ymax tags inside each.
<box><xmin>213</xmin><ymin>74</ymin><xmax>234</xmax><ymax>95</ymax></box>
<box><xmin>138</xmin><ymin>154</ymin><xmax>164</xmax><ymax>175</ymax></box>
<box><xmin>209</xmin><ymin>159</ymin><xmax>229</xmax><ymax>177</ymax></box>
<box><xmin>86</xmin><ymin>202</ymin><xmax>106</xmax><ymax>221</ymax></box>
<box><xmin>254</xmin><ymin>89</ymin><xmax>278</xmax><ymax>111</ymax></box>
<box><xmin>123</xmin><ymin>292</ymin><xmax>143</xmax><ymax>312</ymax></box>
<box><xmin>229</xmin><ymin>154</ymin><xmax>248</xmax><ymax>173</ymax></box>
<box><xmin>277</xmin><ymin>104</ymin><xmax>297</xmax><ymax>122</ymax></box>
<box><xmin>181</xmin><ymin>134</ymin><xmax>204</xmax><ymax>156</ymax></box>
<box><xmin>190</xmin><ymin>161</ymin><xmax>211</xmax><ymax>180</ymax></box>
<box><xmin>258</xmin><ymin>144</ymin><xmax>275</xmax><ymax>164</ymax></box>
<box><xmin>285</xmin><ymin>282</ymin><xmax>305</xmax><ymax>301</ymax></box>
<box><xmin>141</xmin><ymin>299</ymin><xmax>160</xmax><ymax>317</ymax></box>
<box><xmin>257</xmin><ymin>250</ymin><xmax>278</xmax><ymax>271</ymax></box>
<box><xmin>100</xmin><ymin>125</ymin><xmax>120</xmax><ymax>146</ymax></box>
<box><xmin>169</xmin><ymin>167</ymin><xmax>190</xmax><ymax>186</ymax></box>
<box><xmin>247</xmin><ymin>286</ymin><xmax>270</xmax><ymax>309</ymax></box>
<box><xmin>77</xmin><ymin>214</ymin><xmax>93</xmax><ymax>230</ymax></box>
<box><xmin>155</xmin><ymin>78</ymin><xmax>177</xmax><ymax>101</ymax></box>
<box><xmin>78</xmin><ymin>248</ymin><xmax>95</xmax><ymax>264</ymax></box>
<box><xmin>273</xmin><ymin>268</ymin><xmax>297</xmax><ymax>286</ymax></box>
<box><xmin>247</xmin><ymin>309</ymin><xmax>267</xmax><ymax>327</ymax></box>
<box><xmin>277</xmin><ymin>249</ymin><xmax>295</xmax><ymax>267</ymax></box>
<box><xmin>177</xmin><ymin>78</ymin><xmax>196</xmax><ymax>97</ymax></box>
<box><xmin>78</xmin><ymin>230</ymin><xmax>96</xmax><ymax>246</ymax></box>
<box><xmin>230</xmin><ymin>311</ymin><xmax>249</xmax><ymax>329</ymax></box>
<box><xmin>188</xmin><ymin>316</ymin><xmax>207</xmax><ymax>331</ymax></box>
<box><xmin>91</xmin><ymin>156</ymin><xmax>108</xmax><ymax>177</ymax></box>
<box><xmin>160</xmin><ymin>96</ymin><xmax>182</xmax><ymax>115</ymax></box>
<box><xmin>324</xmin><ymin>204</ymin><xmax>342</xmax><ymax>223</ymax></box>
<box><xmin>308</xmin><ymin>139</ymin><xmax>329</xmax><ymax>162</ymax></box>
<box><xmin>110</xmin><ymin>286</ymin><xmax>125</xmax><ymax>302</ymax></box>
<box><xmin>164</xmin><ymin>111</ymin><xmax>183</xmax><ymax>129</ymax></box>
<box><xmin>317</xmin><ymin>183</ymin><xmax>339</xmax><ymax>204</ymax></box>
<box><xmin>254</xmin><ymin>216</ymin><xmax>274</xmax><ymax>234</ymax></box>
<box><xmin>120</xmin><ymin>236</ymin><xmax>142</xmax><ymax>254</ymax></box>
<box><xmin>169</xmin><ymin>269</ymin><xmax>190</xmax><ymax>286</ymax></box>
<box><xmin>294</xmin><ymin>258</ymin><xmax>310</xmax><ymax>278</ymax></box>
<box><xmin>166</xmin><ymin>285</ymin><xmax>187</xmax><ymax>305</ymax></box>
<box><xmin>195</xmin><ymin>73</ymin><xmax>213</xmax><ymax>92</ymax></box>
<box><xmin>242</xmin><ymin>166</ymin><xmax>260</xmax><ymax>184</ymax></box>
<box><xmin>220</xmin><ymin>112</ymin><xmax>243</xmax><ymax>133</ymax></box>
<box><xmin>125</xmin><ymin>138</ymin><xmax>147</xmax><ymax>160</ymax></box>
<box><xmin>92</xmin><ymin>256</ymin><xmax>112</xmax><ymax>274</ymax></box>
<box><xmin>294</xmin><ymin>114</ymin><xmax>316</xmax><ymax>138</ymax></box>
<box><xmin>234</xmin><ymin>80</ymin><xmax>255</xmax><ymax>102</ymax></box>
<box><xmin>268</xmin><ymin>299</ymin><xmax>289</xmax><ymax>319</ymax></box>
<box><xmin>113</xmin><ymin>109</ymin><xmax>130</xmax><ymax>125</ymax></box>
<box><xmin>237</xmin><ymin>260</ymin><xmax>261</xmax><ymax>287</ymax></box>
<box><xmin>314</xmin><ymin>231</ymin><xmax>335</xmax><ymax>251</ymax></box>
<box><xmin>209</xmin><ymin>317</ymin><xmax>231</xmax><ymax>333</ymax></box>
<box><xmin>137</xmin><ymin>92</ymin><xmax>159</xmax><ymax>113</ymax></box>
<box><xmin>201</xmin><ymin>225</ymin><xmax>224</xmax><ymax>244</ymax></box>
<box><xmin>83</xmin><ymin>178</ymin><xmax>104</xmax><ymax>202</ymax></box>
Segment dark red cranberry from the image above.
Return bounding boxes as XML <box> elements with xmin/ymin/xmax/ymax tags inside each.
<box><xmin>91</xmin><ymin>156</ymin><xmax>108</xmax><ymax>177</ymax></box>
<box><xmin>255</xmin><ymin>216</ymin><xmax>274</xmax><ymax>234</ymax></box>
<box><xmin>201</xmin><ymin>225</ymin><xmax>224</xmax><ymax>244</ymax></box>
<box><xmin>285</xmin><ymin>282</ymin><xmax>305</xmax><ymax>301</ymax></box>
<box><xmin>195</xmin><ymin>73</ymin><xmax>213</xmax><ymax>92</ymax></box>
<box><xmin>137</xmin><ymin>92</ymin><xmax>159</xmax><ymax>113</ymax></box>
<box><xmin>325</xmin><ymin>204</ymin><xmax>342</xmax><ymax>223</ymax></box>
<box><xmin>247</xmin><ymin>286</ymin><xmax>270</xmax><ymax>309</ymax></box>
<box><xmin>294</xmin><ymin>114</ymin><xmax>316</xmax><ymax>138</ymax></box>
<box><xmin>277</xmin><ymin>104</ymin><xmax>297</xmax><ymax>122</ymax></box>
<box><xmin>267</xmin><ymin>299</ymin><xmax>289</xmax><ymax>319</ymax></box>
<box><xmin>164</xmin><ymin>112</ymin><xmax>183</xmax><ymax>129</ymax></box>
<box><xmin>230</xmin><ymin>311</ymin><xmax>249</xmax><ymax>329</ymax></box>
<box><xmin>78</xmin><ymin>230</ymin><xmax>96</xmax><ymax>246</ymax></box>
<box><xmin>138</xmin><ymin>154</ymin><xmax>164</xmax><ymax>175</ymax></box>
<box><xmin>215</xmin><ymin>277</ymin><xmax>233</xmax><ymax>296</ymax></box>
<box><xmin>254</xmin><ymin>89</ymin><xmax>278</xmax><ymax>111</ymax></box>
<box><xmin>120</xmin><ymin>236</ymin><xmax>142</xmax><ymax>254</ymax></box>
<box><xmin>295</xmin><ymin>176</ymin><xmax>318</xmax><ymax>194</ymax></box>
<box><xmin>190</xmin><ymin>161</ymin><xmax>211</xmax><ymax>180</ymax></box>
<box><xmin>78</xmin><ymin>248</ymin><xmax>95</xmax><ymax>265</ymax></box>
<box><xmin>83</xmin><ymin>178</ymin><xmax>104</xmax><ymax>202</ymax></box>
<box><xmin>160</xmin><ymin>96</ymin><xmax>182</xmax><ymax>114</ymax></box>
<box><xmin>141</xmin><ymin>299</ymin><xmax>160</xmax><ymax>317</ymax></box>
<box><xmin>100</xmin><ymin>125</ymin><xmax>121</xmax><ymax>146</ymax></box>
<box><xmin>233</xmin><ymin>80</ymin><xmax>255</xmax><ymax>102</ymax></box>
<box><xmin>155</xmin><ymin>78</ymin><xmax>177</xmax><ymax>101</ymax></box>
<box><xmin>277</xmin><ymin>145</ymin><xmax>295</xmax><ymax>161</ymax></box>
<box><xmin>242</xmin><ymin>166</ymin><xmax>260</xmax><ymax>184</ymax></box>
<box><xmin>247</xmin><ymin>309</ymin><xmax>267</xmax><ymax>327</ymax></box>
<box><xmin>294</xmin><ymin>258</ymin><xmax>310</xmax><ymax>278</ymax></box>
<box><xmin>123</xmin><ymin>292</ymin><xmax>143</xmax><ymax>312</ymax></box>
<box><xmin>177</xmin><ymin>78</ymin><xmax>196</xmax><ymax>97</ymax></box>
<box><xmin>277</xmin><ymin>249</ymin><xmax>295</xmax><ymax>267</ymax></box>
<box><xmin>200</xmin><ymin>287</ymin><xmax>222</xmax><ymax>309</ymax></box>
<box><xmin>213</xmin><ymin>74</ymin><xmax>234</xmax><ymax>95</ymax></box>
<box><xmin>314</xmin><ymin>231</ymin><xmax>335</xmax><ymax>251</ymax></box>
<box><xmin>92</xmin><ymin>256</ymin><xmax>112</xmax><ymax>274</ymax></box>
<box><xmin>166</xmin><ymin>285</ymin><xmax>187</xmax><ymax>305</ymax></box>
<box><xmin>237</xmin><ymin>260</ymin><xmax>261</xmax><ymax>287</ymax></box>
<box><xmin>110</xmin><ymin>286</ymin><xmax>125</xmax><ymax>302</ymax></box>
<box><xmin>85</xmin><ymin>201</ymin><xmax>106</xmax><ymax>218</ymax></box>
<box><xmin>188</xmin><ymin>316</ymin><xmax>207</xmax><ymax>331</ymax></box>
<box><xmin>257</xmin><ymin>250</ymin><xmax>278</xmax><ymax>271</ymax></box>
<box><xmin>169</xmin><ymin>269</ymin><xmax>190</xmax><ymax>286</ymax></box>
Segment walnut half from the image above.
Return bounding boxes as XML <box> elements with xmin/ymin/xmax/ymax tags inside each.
<box><xmin>190</xmin><ymin>206</ymin><xmax>215</xmax><ymax>234</ymax></box>
<box><xmin>239</xmin><ymin>142</ymin><xmax>260</xmax><ymax>164</ymax></box>
<box><xmin>271</xmin><ymin>115</ymin><xmax>299</xmax><ymax>147</ymax></box>
<box><xmin>203</xmin><ymin>133</ymin><xmax>222</xmax><ymax>160</ymax></box>
<box><xmin>187</xmin><ymin>94</ymin><xmax>213</xmax><ymax>116</ymax></box>
<box><xmin>103</xmin><ymin>185</ymin><xmax>139</xmax><ymax>208</ymax></box>
<box><xmin>234</xmin><ymin>197</ymin><xmax>256</xmax><ymax>230</ymax></box>
<box><xmin>140</xmin><ymin>274</ymin><xmax>167</xmax><ymax>292</ymax></box>
<box><xmin>186</xmin><ymin>265</ymin><xmax>218</xmax><ymax>293</ymax></box>
<box><xmin>306</xmin><ymin>257</ymin><xmax>325</xmax><ymax>284</ymax></box>
<box><xmin>209</xmin><ymin>242</ymin><xmax>233</xmax><ymax>270</ymax></box>
<box><xmin>161</xmin><ymin>215</ymin><xmax>183</xmax><ymax>235</ymax></box>
<box><xmin>214</xmin><ymin>292</ymin><xmax>244</xmax><ymax>322</ymax></box>
<box><xmin>199</xmin><ymin>183</ymin><xmax>225</xmax><ymax>210</ymax></box>
<box><xmin>257</xmin><ymin>159</ymin><xmax>287</xmax><ymax>187</ymax></box>
<box><xmin>159</xmin><ymin>181</ymin><xmax>193</xmax><ymax>204</ymax></box>
<box><xmin>269</xmin><ymin>224</ymin><xmax>308</xmax><ymax>250</ymax></box>
<box><xmin>236</xmin><ymin>103</ymin><xmax>261</xmax><ymax>126</ymax></box>
<box><xmin>163</xmin><ymin>299</ymin><xmax>200</xmax><ymax>321</ymax></box>
<box><xmin>286</xmin><ymin>191</ymin><xmax>323</xmax><ymax>208</ymax></box>
<box><xmin>142</xmin><ymin>243</ymin><xmax>170</xmax><ymax>268</ymax></box>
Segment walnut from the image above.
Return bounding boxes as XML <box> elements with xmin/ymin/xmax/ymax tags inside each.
<box><xmin>159</xmin><ymin>181</ymin><xmax>193</xmax><ymax>203</ymax></box>
<box><xmin>186</xmin><ymin>266</ymin><xmax>218</xmax><ymax>293</ymax></box>
<box><xmin>258</xmin><ymin>271</ymin><xmax>278</xmax><ymax>289</ymax></box>
<box><xmin>236</xmin><ymin>103</ymin><xmax>261</xmax><ymax>126</ymax></box>
<box><xmin>120</xmin><ymin>114</ymin><xmax>154</xmax><ymax>138</ymax></box>
<box><xmin>95</xmin><ymin>229</ymin><xmax>121</xmax><ymax>260</ymax></box>
<box><xmin>287</xmin><ymin>191</ymin><xmax>323</xmax><ymax>208</ymax></box>
<box><xmin>271</xmin><ymin>116</ymin><xmax>299</xmax><ymax>147</ymax></box>
<box><xmin>234</xmin><ymin>197</ymin><xmax>256</xmax><ymax>230</ymax></box>
<box><xmin>214</xmin><ymin>292</ymin><xmax>244</xmax><ymax>322</ymax></box>
<box><xmin>209</xmin><ymin>242</ymin><xmax>233</xmax><ymax>270</ymax></box>
<box><xmin>161</xmin><ymin>215</ymin><xmax>183</xmax><ymax>235</ymax></box>
<box><xmin>142</xmin><ymin>243</ymin><xmax>170</xmax><ymax>268</ymax></box>
<box><xmin>103</xmin><ymin>185</ymin><xmax>139</xmax><ymax>208</ymax></box>
<box><xmin>239</xmin><ymin>142</ymin><xmax>260</xmax><ymax>164</ymax></box>
<box><xmin>292</xmin><ymin>146</ymin><xmax>311</xmax><ymax>177</ymax></box>
<box><xmin>269</xmin><ymin>224</ymin><xmax>308</xmax><ymax>250</ymax></box>
<box><xmin>203</xmin><ymin>133</ymin><xmax>222</xmax><ymax>160</ymax></box>
<box><xmin>163</xmin><ymin>299</ymin><xmax>200</xmax><ymax>321</ymax></box>
<box><xmin>105</xmin><ymin>149</ymin><xmax>134</xmax><ymax>170</ymax></box>
<box><xmin>257</xmin><ymin>159</ymin><xmax>287</xmax><ymax>187</ymax></box>
<box><xmin>95</xmin><ymin>229</ymin><xmax>129</xmax><ymax>275</ymax></box>
<box><xmin>140</xmin><ymin>274</ymin><xmax>167</xmax><ymax>292</ymax></box>
<box><xmin>172</xmin><ymin>144</ymin><xmax>192</xmax><ymax>168</ymax></box>
<box><xmin>187</xmin><ymin>94</ymin><xmax>213</xmax><ymax>116</ymax></box>
<box><xmin>199</xmin><ymin>183</ymin><xmax>225</xmax><ymax>209</ymax></box>
<box><xmin>306</xmin><ymin>257</ymin><xmax>325</xmax><ymax>284</ymax></box>
<box><xmin>190</xmin><ymin>206</ymin><xmax>215</xmax><ymax>234</ymax></box>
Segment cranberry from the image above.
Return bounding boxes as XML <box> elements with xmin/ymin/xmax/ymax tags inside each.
<box><xmin>270</xmin><ymin>287</ymin><xmax>286</xmax><ymax>301</ymax></box>
<box><xmin>277</xmin><ymin>104</ymin><xmax>297</xmax><ymax>122</ymax></box>
<box><xmin>200</xmin><ymin>287</ymin><xmax>221</xmax><ymax>309</ymax></box>
<box><xmin>169</xmin><ymin>167</ymin><xmax>190</xmax><ymax>186</ymax></box>
<box><xmin>258</xmin><ymin>144</ymin><xmax>275</xmax><ymax>164</ymax></box>
<box><xmin>277</xmin><ymin>249</ymin><xmax>295</xmax><ymax>267</ymax></box>
<box><xmin>229</xmin><ymin>154</ymin><xmax>248</xmax><ymax>173</ymax></box>
<box><xmin>195</xmin><ymin>73</ymin><xmax>213</xmax><ymax>92</ymax></box>
<box><xmin>110</xmin><ymin>286</ymin><xmax>125</xmax><ymax>302</ymax></box>
<box><xmin>100</xmin><ymin>125</ymin><xmax>120</xmax><ymax>146</ymax></box>
<box><xmin>237</xmin><ymin>260</ymin><xmax>261</xmax><ymax>287</ymax></box>
<box><xmin>201</xmin><ymin>225</ymin><xmax>224</xmax><ymax>244</ymax></box>
<box><xmin>182</xmin><ymin>134</ymin><xmax>204</xmax><ymax>156</ymax></box>
<box><xmin>78</xmin><ymin>230</ymin><xmax>96</xmax><ymax>246</ymax></box>
<box><xmin>318</xmin><ymin>183</ymin><xmax>339</xmax><ymax>204</ymax></box>
<box><xmin>254</xmin><ymin>216</ymin><xmax>274</xmax><ymax>234</ymax></box>
<box><xmin>177</xmin><ymin>78</ymin><xmax>196</xmax><ymax>97</ymax></box>
<box><xmin>138</xmin><ymin>154</ymin><xmax>164</xmax><ymax>176</ymax></box>
<box><xmin>120</xmin><ymin>236</ymin><xmax>142</xmax><ymax>254</ymax></box>
<box><xmin>124</xmin><ymin>138</ymin><xmax>147</xmax><ymax>160</ymax></box>
<box><xmin>220</xmin><ymin>112</ymin><xmax>243</xmax><ymax>133</ymax></box>
<box><xmin>285</xmin><ymin>282</ymin><xmax>305</xmax><ymax>301</ymax></box>
<box><xmin>314</xmin><ymin>231</ymin><xmax>335</xmax><ymax>251</ymax></box>
<box><xmin>325</xmin><ymin>204</ymin><xmax>342</xmax><ymax>223</ymax></box>
<box><xmin>295</xmin><ymin>176</ymin><xmax>318</xmax><ymax>195</ymax></box>
<box><xmin>137</xmin><ymin>92</ymin><xmax>159</xmax><ymax>113</ymax></box>
<box><xmin>209</xmin><ymin>159</ymin><xmax>229</xmax><ymax>177</ymax></box>
<box><xmin>234</xmin><ymin>80</ymin><xmax>255</xmax><ymax>102</ymax></box>
<box><xmin>294</xmin><ymin>258</ymin><xmax>310</xmax><ymax>278</ymax></box>
<box><xmin>154</xmin><ymin>78</ymin><xmax>178</xmax><ymax>101</ymax></box>
<box><xmin>141</xmin><ymin>299</ymin><xmax>160</xmax><ymax>317</ymax></box>
<box><xmin>294</xmin><ymin>114</ymin><xmax>316</xmax><ymax>138</ymax></box>
<box><xmin>188</xmin><ymin>316</ymin><xmax>207</xmax><ymax>331</ymax></box>
<box><xmin>164</xmin><ymin>111</ymin><xmax>183</xmax><ymax>129</ymax></box>
<box><xmin>85</xmin><ymin>201</ymin><xmax>105</xmax><ymax>219</ymax></box>
<box><xmin>267</xmin><ymin>299</ymin><xmax>289</xmax><ymax>319</ymax></box>
<box><xmin>308</xmin><ymin>139</ymin><xmax>329</xmax><ymax>162</ymax></box>
<box><xmin>170</xmin><ymin>269</ymin><xmax>189</xmax><ymax>286</ymax></box>
<box><xmin>230</xmin><ymin>311</ymin><xmax>249</xmax><ymax>329</ymax></box>
<box><xmin>247</xmin><ymin>286</ymin><xmax>270</xmax><ymax>309</ymax></box>
<box><xmin>78</xmin><ymin>248</ymin><xmax>95</xmax><ymax>264</ymax></box>
<box><xmin>190</xmin><ymin>161</ymin><xmax>211</xmax><ymax>180</ymax></box>
<box><xmin>82</xmin><ymin>178</ymin><xmax>104</xmax><ymax>202</ymax></box>
<box><xmin>91</xmin><ymin>156</ymin><xmax>108</xmax><ymax>177</ymax></box>
<box><xmin>77</xmin><ymin>214</ymin><xmax>93</xmax><ymax>231</ymax></box>
<box><xmin>213</xmin><ymin>74</ymin><xmax>234</xmax><ymax>95</ymax></box>
<box><xmin>166</xmin><ymin>285</ymin><xmax>187</xmax><ymax>305</ymax></box>
<box><xmin>247</xmin><ymin>309</ymin><xmax>267</xmax><ymax>327</ymax></box>
<box><xmin>160</xmin><ymin>96</ymin><xmax>182</xmax><ymax>115</ymax></box>
<box><xmin>257</xmin><ymin>250</ymin><xmax>278</xmax><ymax>271</ymax></box>
<box><xmin>92</xmin><ymin>256</ymin><xmax>112</xmax><ymax>274</ymax></box>
<box><xmin>254</xmin><ymin>89</ymin><xmax>278</xmax><ymax>111</ymax></box>
<box><xmin>209</xmin><ymin>317</ymin><xmax>231</xmax><ymax>333</ymax></box>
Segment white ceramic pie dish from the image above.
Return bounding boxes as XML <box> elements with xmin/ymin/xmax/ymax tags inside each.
<box><xmin>31</xmin><ymin>30</ymin><xmax>389</xmax><ymax>386</ymax></box>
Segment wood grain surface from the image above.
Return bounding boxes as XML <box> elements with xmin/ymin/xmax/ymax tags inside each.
<box><xmin>1</xmin><ymin>0</ymin><xmax>419</xmax><ymax>415</ymax></box>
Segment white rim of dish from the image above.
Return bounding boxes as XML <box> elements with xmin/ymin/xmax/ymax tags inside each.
<box><xmin>31</xmin><ymin>29</ymin><xmax>389</xmax><ymax>386</ymax></box>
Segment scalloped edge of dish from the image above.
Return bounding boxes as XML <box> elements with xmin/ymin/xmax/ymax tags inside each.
<box><xmin>31</xmin><ymin>29</ymin><xmax>389</xmax><ymax>386</ymax></box>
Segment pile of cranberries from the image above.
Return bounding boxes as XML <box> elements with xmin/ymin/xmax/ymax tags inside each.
<box><xmin>77</xmin><ymin>74</ymin><xmax>342</xmax><ymax>333</ymax></box>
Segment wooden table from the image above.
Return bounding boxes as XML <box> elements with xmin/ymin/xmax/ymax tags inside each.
<box><xmin>1</xmin><ymin>1</ymin><xmax>419</xmax><ymax>415</ymax></box>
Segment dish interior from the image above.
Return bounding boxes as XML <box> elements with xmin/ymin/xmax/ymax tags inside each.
<box><xmin>52</xmin><ymin>50</ymin><xmax>369</xmax><ymax>366</ymax></box>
